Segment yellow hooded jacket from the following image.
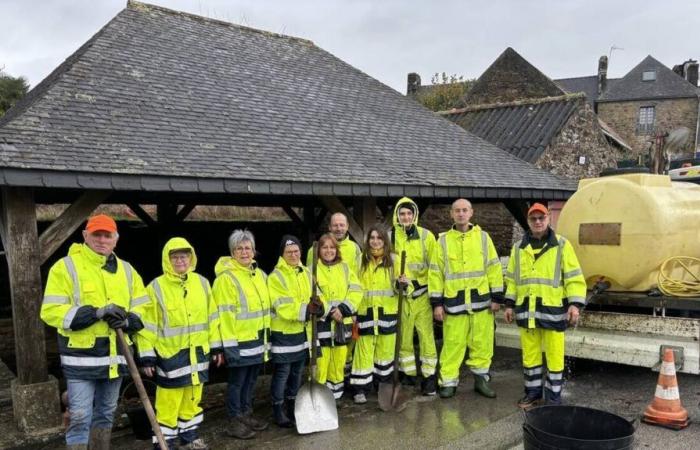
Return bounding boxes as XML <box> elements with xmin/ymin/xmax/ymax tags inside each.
<box><xmin>136</xmin><ymin>238</ymin><xmax>221</xmax><ymax>388</ymax></box>
<box><xmin>212</xmin><ymin>255</ymin><xmax>271</xmax><ymax>367</ymax></box>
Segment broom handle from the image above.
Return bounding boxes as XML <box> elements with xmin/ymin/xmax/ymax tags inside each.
<box><xmin>116</xmin><ymin>329</ymin><xmax>168</xmax><ymax>450</ymax></box>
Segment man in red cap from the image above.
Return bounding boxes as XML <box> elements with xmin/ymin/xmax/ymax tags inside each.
<box><xmin>41</xmin><ymin>214</ymin><xmax>149</xmax><ymax>450</ymax></box>
<box><xmin>503</xmin><ymin>203</ymin><xmax>586</xmax><ymax>409</ymax></box>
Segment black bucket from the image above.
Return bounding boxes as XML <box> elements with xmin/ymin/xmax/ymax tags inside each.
<box><xmin>523</xmin><ymin>406</ymin><xmax>635</xmax><ymax>450</ymax></box>
<box><xmin>121</xmin><ymin>379</ymin><xmax>157</xmax><ymax>441</ymax></box>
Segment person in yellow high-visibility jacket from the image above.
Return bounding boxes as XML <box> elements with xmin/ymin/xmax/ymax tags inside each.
<box><xmin>313</xmin><ymin>233</ymin><xmax>363</xmax><ymax>399</ymax></box>
<box><xmin>429</xmin><ymin>199</ymin><xmax>504</xmax><ymax>399</ymax></box>
<box><xmin>41</xmin><ymin>214</ymin><xmax>148</xmax><ymax>450</ymax></box>
<box><xmin>503</xmin><ymin>203</ymin><xmax>586</xmax><ymax>409</ymax></box>
<box><xmin>306</xmin><ymin>212</ymin><xmax>362</xmax><ymax>276</ymax></box>
<box><xmin>350</xmin><ymin>225</ymin><xmax>409</xmax><ymax>404</ymax></box>
<box><xmin>212</xmin><ymin>229</ymin><xmax>271</xmax><ymax>440</ymax></box>
<box><xmin>268</xmin><ymin>235</ymin><xmax>322</xmax><ymax>427</ymax></box>
<box><xmin>136</xmin><ymin>237</ymin><xmax>221</xmax><ymax>450</ymax></box>
<box><xmin>390</xmin><ymin>197</ymin><xmax>438</xmax><ymax>395</ymax></box>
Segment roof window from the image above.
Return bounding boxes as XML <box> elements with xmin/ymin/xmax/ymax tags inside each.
<box><xmin>642</xmin><ymin>70</ymin><xmax>657</xmax><ymax>81</ymax></box>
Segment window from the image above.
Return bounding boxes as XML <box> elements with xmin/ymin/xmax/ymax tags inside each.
<box><xmin>637</xmin><ymin>106</ymin><xmax>655</xmax><ymax>134</ymax></box>
<box><xmin>642</xmin><ymin>70</ymin><xmax>657</xmax><ymax>81</ymax></box>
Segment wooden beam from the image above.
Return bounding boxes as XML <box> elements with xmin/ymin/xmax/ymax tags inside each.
<box><xmin>126</xmin><ymin>203</ymin><xmax>157</xmax><ymax>228</ymax></box>
<box><xmin>319</xmin><ymin>196</ymin><xmax>365</xmax><ymax>243</ymax></box>
<box><xmin>282</xmin><ymin>206</ymin><xmax>305</xmax><ymax>229</ymax></box>
<box><xmin>0</xmin><ymin>193</ymin><xmax>6</xmax><ymax>246</ymax></box>
<box><xmin>157</xmin><ymin>203</ymin><xmax>178</xmax><ymax>224</ymax></box>
<box><xmin>1</xmin><ymin>187</ymin><xmax>48</xmax><ymax>385</ymax></box>
<box><xmin>355</xmin><ymin>197</ymin><xmax>379</xmax><ymax>234</ymax></box>
<box><xmin>176</xmin><ymin>204</ymin><xmax>197</xmax><ymax>222</ymax></box>
<box><xmin>39</xmin><ymin>190</ymin><xmax>109</xmax><ymax>265</ymax></box>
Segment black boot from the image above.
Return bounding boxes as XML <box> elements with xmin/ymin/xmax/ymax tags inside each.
<box><xmin>226</xmin><ymin>416</ymin><xmax>256</xmax><ymax>439</ymax></box>
<box><xmin>273</xmin><ymin>403</ymin><xmax>292</xmax><ymax>428</ymax></box>
<box><xmin>286</xmin><ymin>398</ymin><xmax>296</xmax><ymax>425</ymax></box>
<box><xmin>421</xmin><ymin>374</ymin><xmax>437</xmax><ymax>396</ymax></box>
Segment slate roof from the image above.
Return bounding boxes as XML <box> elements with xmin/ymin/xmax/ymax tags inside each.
<box><xmin>440</xmin><ymin>95</ymin><xmax>581</xmax><ymax>164</ymax></box>
<box><xmin>597</xmin><ymin>55</ymin><xmax>699</xmax><ymax>102</ymax></box>
<box><xmin>554</xmin><ymin>76</ymin><xmax>620</xmax><ymax>107</ymax></box>
<box><xmin>0</xmin><ymin>2</ymin><xmax>574</xmax><ymax>200</ymax></box>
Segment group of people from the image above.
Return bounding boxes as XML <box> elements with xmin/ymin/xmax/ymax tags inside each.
<box><xmin>41</xmin><ymin>197</ymin><xmax>586</xmax><ymax>450</ymax></box>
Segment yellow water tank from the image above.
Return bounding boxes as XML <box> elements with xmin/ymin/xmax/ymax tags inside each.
<box><xmin>557</xmin><ymin>173</ymin><xmax>700</xmax><ymax>292</ymax></box>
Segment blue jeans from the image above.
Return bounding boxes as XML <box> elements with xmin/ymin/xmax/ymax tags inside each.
<box><xmin>271</xmin><ymin>360</ymin><xmax>305</xmax><ymax>406</ymax></box>
<box><xmin>226</xmin><ymin>364</ymin><xmax>261</xmax><ymax>417</ymax></box>
<box><xmin>66</xmin><ymin>377</ymin><xmax>123</xmax><ymax>445</ymax></box>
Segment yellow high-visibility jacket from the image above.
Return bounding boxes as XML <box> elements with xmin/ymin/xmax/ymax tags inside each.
<box><xmin>315</xmin><ymin>260</ymin><xmax>363</xmax><ymax>346</ymax></box>
<box><xmin>268</xmin><ymin>257</ymin><xmax>312</xmax><ymax>363</ymax></box>
<box><xmin>136</xmin><ymin>237</ymin><xmax>221</xmax><ymax>387</ymax></box>
<box><xmin>357</xmin><ymin>254</ymin><xmax>411</xmax><ymax>336</ymax></box>
<box><xmin>41</xmin><ymin>243</ymin><xmax>148</xmax><ymax>379</ymax></box>
<box><xmin>505</xmin><ymin>229</ymin><xmax>587</xmax><ymax>331</ymax></box>
<box><xmin>212</xmin><ymin>256</ymin><xmax>270</xmax><ymax>367</ymax></box>
<box><xmin>390</xmin><ymin>197</ymin><xmax>436</xmax><ymax>298</ymax></box>
<box><xmin>429</xmin><ymin>224</ymin><xmax>503</xmax><ymax>314</ymax></box>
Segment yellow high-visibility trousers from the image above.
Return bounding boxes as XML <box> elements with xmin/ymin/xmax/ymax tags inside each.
<box><xmin>350</xmin><ymin>334</ymin><xmax>396</xmax><ymax>392</ymax></box>
<box><xmin>315</xmin><ymin>345</ymin><xmax>348</xmax><ymax>399</ymax></box>
<box><xmin>438</xmin><ymin>308</ymin><xmax>494</xmax><ymax>387</ymax></box>
<box><xmin>520</xmin><ymin>328</ymin><xmax>565</xmax><ymax>403</ymax></box>
<box><xmin>154</xmin><ymin>384</ymin><xmax>203</xmax><ymax>445</ymax></box>
<box><xmin>398</xmin><ymin>293</ymin><xmax>437</xmax><ymax>377</ymax></box>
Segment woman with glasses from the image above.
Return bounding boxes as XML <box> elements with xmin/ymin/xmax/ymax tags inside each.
<box><xmin>137</xmin><ymin>237</ymin><xmax>221</xmax><ymax>450</ymax></box>
<box><xmin>212</xmin><ymin>230</ymin><xmax>271</xmax><ymax>439</ymax></box>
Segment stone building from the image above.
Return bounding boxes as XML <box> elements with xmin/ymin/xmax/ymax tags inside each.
<box><xmin>557</xmin><ymin>55</ymin><xmax>700</xmax><ymax>158</ymax></box>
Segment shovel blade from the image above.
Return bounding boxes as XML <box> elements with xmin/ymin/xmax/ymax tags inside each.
<box><xmin>378</xmin><ymin>382</ymin><xmax>410</xmax><ymax>412</ymax></box>
<box><xmin>295</xmin><ymin>381</ymin><xmax>338</xmax><ymax>434</ymax></box>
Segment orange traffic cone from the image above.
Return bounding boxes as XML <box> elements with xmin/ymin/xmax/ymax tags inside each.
<box><xmin>642</xmin><ymin>348</ymin><xmax>689</xmax><ymax>429</ymax></box>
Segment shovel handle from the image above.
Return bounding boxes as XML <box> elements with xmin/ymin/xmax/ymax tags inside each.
<box><xmin>116</xmin><ymin>329</ymin><xmax>168</xmax><ymax>450</ymax></box>
<box><xmin>392</xmin><ymin>251</ymin><xmax>407</xmax><ymax>385</ymax></box>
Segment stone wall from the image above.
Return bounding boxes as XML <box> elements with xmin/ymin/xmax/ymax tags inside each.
<box><xmin>538</xmin><ymin>100</ymin><xmax>625</xmax><ymax>178</ymax></box>
<box><xmin>597</xmin><ymin>98</ymin><xmax>699</xmax><ymax>156</ymax></box>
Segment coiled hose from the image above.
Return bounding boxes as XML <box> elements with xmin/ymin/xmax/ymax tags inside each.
<box><xmin>658</xmin><ymin>256</ymin><xmax>700</xmax><ymax>297</ymax></box>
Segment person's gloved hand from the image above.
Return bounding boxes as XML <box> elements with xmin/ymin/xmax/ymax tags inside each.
<box><xmin>306</xmin><ymin>298</ymin><xmax>325</xmax><ymax>319</ymax></box>
<box><xmin>96</xmin><ymin>304</ymin><xmax>126</xmax><ymax>321</ymax></box>
<box><xmin>106</xmin><ymin>314</ymin><xmax>128</xmax><ymax>329</ymax></box>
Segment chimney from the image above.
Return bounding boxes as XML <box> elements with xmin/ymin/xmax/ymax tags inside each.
<box><xmin>684</xmin><ymin>60</ymin><xmax>698</xmax><ymax>86</ymax></box>
<box><xmin>407</xmin><ymin>73</ymin><xmax>421</xmax><ymax>95</ymax></box>
<box><xmin>597</xmin><ymin>55</ymin><xmax>608</xmax><ymax>95</ymax></box>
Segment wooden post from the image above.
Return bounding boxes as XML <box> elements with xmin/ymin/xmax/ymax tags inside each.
<box><xmin>0</xmin><ymin>187</ymin><xmax>48</xmax><ymax>385</ymax></box>
<box><xmin>39</xmin><ymin>190</ymin><xmax>109</xmax><ymax>265</ymax></box>
<box><xmin>354</xmin><ymin>197</ymin><xmax>378</xmax><ymax>238</ymax></box>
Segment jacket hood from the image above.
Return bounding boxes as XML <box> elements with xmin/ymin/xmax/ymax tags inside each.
<box><xmin>392</xmin><ymin>196</ymin><xmax>419</xmax><ymax>228</ymax></box>
<box><xmin>214</xmin><ymin>256</ymin><xmax>257</xmax><ymax>276</ymax></box>
<box><xmin>162</xmin><ymin>237</ymin><xmax>197</xmax><ymax>278</ymax></box>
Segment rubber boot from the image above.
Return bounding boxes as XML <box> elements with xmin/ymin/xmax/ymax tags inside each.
<box><xmin>439</xmin><ymin>386</ymin><xmax>456</xmax><ymax>398</ymax></box>
<box><xmin>285</xmin><ymin>398</ymin><xmax>296</xmax><ymax>425</ymax></box>
<box><xmin>88</xmin><ymin>427</ymin><xmax>111</xmax><ymax>450</ymax></box>
<box><xmin>421</xmin><ymin>374</ymin><xmax>437</xmax><ymax>396</ymax></box>
<box><xmin>474</xmin><ymin>375</ymin><xmax>496</xmax><ymax>398</ymax></box>
<box><xmin>273</xmin><ymin>404</ymin><xmax>292</xmax><ymax>428</ymax></box>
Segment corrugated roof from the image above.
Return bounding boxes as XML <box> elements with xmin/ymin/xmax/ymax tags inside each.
<box><xmin>440</xmin><ymin>95</ymin><xmax>580</xmax><ymax>164</ymax></box>
<box><xmin>0</xmin><ymin>1</ymin><xmax>574</xmax><ymax>198</ymax></box>
<box><xmin>598</xmin><ymin>55</ymin><xmax>698</xmax><ymax>102</ymax></box>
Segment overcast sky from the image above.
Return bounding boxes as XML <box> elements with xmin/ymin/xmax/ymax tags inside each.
<box><xmin>3</xmin><ymin>0</ymin><xmax>699</xmax><ymax>93</ymax></box>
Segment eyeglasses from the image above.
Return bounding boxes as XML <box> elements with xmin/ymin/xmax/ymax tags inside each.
<box><xmin>528</xmin><ymin>215</ymin><xmax>548</xmax><ymax>223</ymax></box>
<box><xmin>169</xmin><ymin>254</ymin><xmax>191</xmax><ymax>261</ymax></box>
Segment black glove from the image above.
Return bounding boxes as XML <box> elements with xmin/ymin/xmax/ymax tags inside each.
<box><xmin>96</xmin><ymin>304</ymin><xmax>126</xmax><ymax>321</ymax></box>
<box><xmin>306</xmin><ymin>298</ymin><xmax>325</xmax><ymax>319</ymax></box>
<box><xmin>106</xmin><ymin>315</ymin><xmax>128</xmax><ymax>329</ymax></box>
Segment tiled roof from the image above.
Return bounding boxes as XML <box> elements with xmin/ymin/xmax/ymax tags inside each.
<box><xmin>440</xmin><ymin>95</ymin><xmax>581</xmax><ymax>163</ymax></box>
<box><xmin>598</xmin><ymin>55</ymin><xmax>698</xmax><ymax>102</ymax></box>
<box><xmin>0</xmin><ymin>2</ymin><xmax>574</xmax><ymax>198</ymax></box>
<box><xmin>555</xmin><ymin>76</ymin><xmax>620</xmax><ymax>107</ymax></box>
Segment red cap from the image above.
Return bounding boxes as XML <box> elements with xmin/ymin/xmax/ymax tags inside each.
<box><xmin>527</xmin><ymin>203</ymin><xmax>549</xmax><ymax>216</ymax></box>
<box><xmin>85</xmin><ymin>214</ymin><xmax>117</xmax><ymax>233</ymax></box>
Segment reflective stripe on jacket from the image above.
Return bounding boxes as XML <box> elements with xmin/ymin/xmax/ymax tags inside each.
<box><xmin>41</xmin><ymin>243</ymin><xmax>148</xmax><ymax>379</ymax></box>
<box><xmin>504</xmin><ymin>230</ymin><xmax>586</xmax><ymax>331</ymax></box>
<box><xmin>137</xmin><ymin>237</ymin><xmax>221</xmax><ymax>388</ymax></box>
<box><xmin>212</xmin><ymin>256</ymin><xmax>271</xmax><ymax>367</ymax></box>
<box><xmin>357</xmin><ymin>255</ymin><xmax>405</xmax><ymax>336</ymax></box>
<box><xmin>428</xmin><ymin>224</ymin><xmax>503</xmax><ymax>314</ymax></box>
